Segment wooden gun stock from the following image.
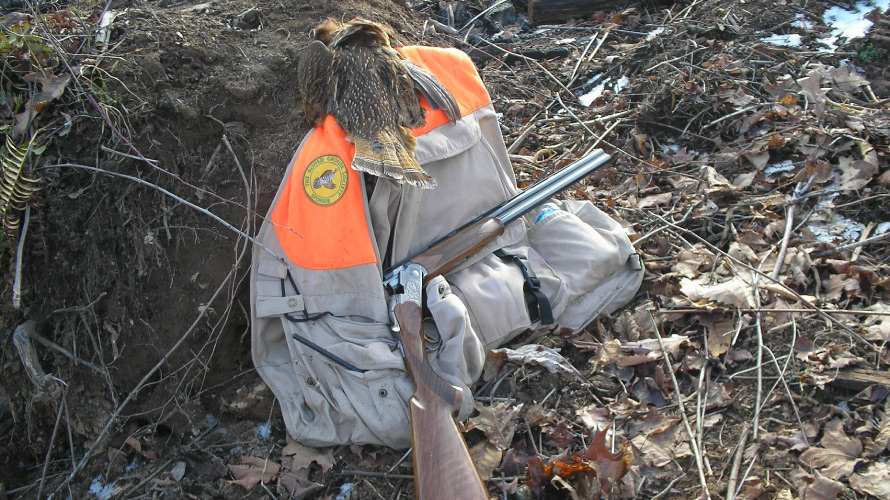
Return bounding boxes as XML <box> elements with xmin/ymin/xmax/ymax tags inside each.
<box><xmin>389</xmin><ymin>217</ymin><xmax>504</xmax><ymax>500</ymax></box>
<box><xmin>394</xmin><ymin>302</ymin><xmax>490</xmax><ymax>500</ymax></box>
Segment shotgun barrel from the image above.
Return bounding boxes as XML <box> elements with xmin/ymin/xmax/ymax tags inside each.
<box><xmin>384</xmin><ymin>148</ymin><xmax>611</xmax><ymax>283</ymax></box>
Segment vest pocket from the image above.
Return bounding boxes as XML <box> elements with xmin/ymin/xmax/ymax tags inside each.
<box><xmin>527</xmin><ymin>202</ymin><xmax>637</xmax><ymax>328</ymax></box>
<box><xmin>447</xmin><ymin>252</ymin><xmax>532</xmax><ymax>348</ymax></box>
<box><xmin>255</xmin><ymin>296</ymin><xmax>414</xmax><ymax>448</ymax></box>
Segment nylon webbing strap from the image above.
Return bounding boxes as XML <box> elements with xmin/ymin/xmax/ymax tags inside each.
<box><xmin>494</xmin><ymin>249</ymin><xmax>554</xmax><ymax>326</ymax></box>
<box><xmin>280</xmin><ymin>272</ymin><xmax>363</xmax><ymax>373</ymax></box>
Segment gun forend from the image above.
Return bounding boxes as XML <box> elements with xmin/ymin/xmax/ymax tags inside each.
<box><xmin>385</xmin><ymin>217</ymin><xmax>505</xmax><ymax>290</ymax></box>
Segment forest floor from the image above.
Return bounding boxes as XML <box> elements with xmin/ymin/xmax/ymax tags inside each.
<box><xmin>2</xmin><ymin>0</ymin><xmax>890</xmax><ymax>498</ymax></box>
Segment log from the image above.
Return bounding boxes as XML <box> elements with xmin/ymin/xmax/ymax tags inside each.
<box><xmin>527</xmin><ymin>0</ymin><xmax>617</xmax><ymax>26</ymax></box>
<box><xmin>829</xmin><ymin>367</ymin><xmax>890</xmax><ymax>392</ymax></box>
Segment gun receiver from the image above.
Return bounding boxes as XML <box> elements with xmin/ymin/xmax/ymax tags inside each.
<box><xmin>384</xmin><ymin>149</ymin><xmax>612</xmax><ymax>500</ymax></box>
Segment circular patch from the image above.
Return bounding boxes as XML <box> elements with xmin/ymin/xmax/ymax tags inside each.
<box><xmin>303</xmin><ymin>155</ymin><xmax>348</xmax><ymax>206</ymax></box>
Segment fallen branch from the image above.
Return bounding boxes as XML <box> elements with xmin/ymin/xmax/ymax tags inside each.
<box><xmin>648</xmin><ymin>312</ymin><xmax>712</xmax><ymax>500</ymax></box>
<box><xmin>12</xmin><ymin>205</ymin><xmax>30</xmax><ymax>310</ymax></box>
<box><xmin>44</xmin><ymin>163</ymin><xmax>286</xmax><ymax>262</ymax></box>
<box><xmin>813</xmin><ymin>230</ymin><xmax>890</xmax><ymax>258</ymax></box>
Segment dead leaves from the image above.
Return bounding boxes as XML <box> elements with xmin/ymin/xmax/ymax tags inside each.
<box><xmin>629</xmin><ymin>411</ymin><xmax>692</xmax><ymax>467</ymax></box>
<box><xmin>468</xmin><ymin>401</ymin><xmax>521</xmax><ymax>450</ymax></box>
<box><xmin>489</xmin><ymin>344</ymin><xmax>586</xmax><ymax>380</ymax></box>
<box><xmin>849</xmin><ymin>461</ymin><xmax>890</xmax><ymax>498</ymax></box>
<box><xmin>525</xmin><ymin>428</ymin><xmax>632</xmax><ymax>498</ymax></box>
<box><xmin>799</xmin><ymin>419</ymin><xmax>862</xmax><ymax>480</ymax></box>
<box><xmin>227</xmin><ymin>455</ymin><xmax>279</xmax><ymax>490</ymax></box>
<box><xmin>226</xmin><ymin>439</ymin><xmax>333</xmax><ymax>498</ymax></box>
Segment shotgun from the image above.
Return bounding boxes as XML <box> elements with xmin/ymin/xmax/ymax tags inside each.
<box><xmin>383</xmin><ymin>148</ymin><xmax>611</xmax><ymax>500</ymax></box>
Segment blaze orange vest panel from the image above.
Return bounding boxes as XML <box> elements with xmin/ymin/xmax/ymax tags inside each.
<box><xmin>272</xmin><ymin>47</ymin><xmax>491</xmax><ymax>271</ymax></box>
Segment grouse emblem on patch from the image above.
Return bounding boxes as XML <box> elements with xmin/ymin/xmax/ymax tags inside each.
<box><xmin>303</xmin><ymin>155</ymin><xmax>348</xmax><ymax>206</ymax></box>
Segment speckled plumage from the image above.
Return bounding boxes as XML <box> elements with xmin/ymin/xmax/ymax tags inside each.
<box><xmin>297</xmin><ymin>18</ymin><xmax>460</xmax><ymax>189</ymax></box>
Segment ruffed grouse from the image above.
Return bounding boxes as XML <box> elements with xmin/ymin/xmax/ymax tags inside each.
<box><xmin>297</xmin><ymin>18</ymin><xmax>461</xmax><ymax>189</ymax></box>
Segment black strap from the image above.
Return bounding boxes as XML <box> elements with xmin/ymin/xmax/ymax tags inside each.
<box><xmin>279</xmin><ymin>271</ymin><xmax>363</xmax><ymax>372</ymax></box>
<box><xmin>494</xmin><ymin>249</ymin><xmax>554</xmax><ymax>325</ymax></box>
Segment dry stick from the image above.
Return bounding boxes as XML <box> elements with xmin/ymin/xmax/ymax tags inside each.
<box><xmin>100</xmin><ymin>145</ymin><xmax>158</xmax><ymax>164</ymax></box>
<box><xmin>457</xmin><ymin>34</ymin><xmax>577</xmax><ymax>100</ymax></box>
<box><xmin>567</xmin><ymin>27</ymin><xmax>611</xmax><ymax>88</ymax></box>
<box><xmin>655</xmin><ymin>307</ymin><xmax>890</xmax><ymax>316</ymax></box>
<box><xmin>646</xmin><ymin>211</ymin><xmax>876</xmax><ymax>351</ymax></box>
<box><xmin>645</xmin><ymin>46</ymin><xmax>709</xmax><ymax>72</ymax></box>
<box><xmin>696</xmin><ymin>334</ymin><xmax>712</xmax><ymax>476</ymax></box>
<box><xmin>583</xmin><ymin>119</ymin><xmax>621</xmax><ymax>156</ymax></box>
<box><xmin>46</xmin><ymin>163</ymin><xmax>283</xmax><ymax>263</ymax></box>
<box><xmin>12</xmin><ymin>204</ymin><xmax>30</xmax><ymax>310</ymax></box>
<box><xmin>724</xmin><ymin>425</ymin><xmax>750</xmax><ymax>500</ymax></box>
<box><xmin>37</xmin><ymin>380</ymin><xmax>68</xmax><ymax>499</ymax></box>
<box><xmin>814</xmin><ymin>230</ymin><xmax>890</xmax><ymax>258</ymax></box>
<box><xmin>53</xmin><ymin>242</ymin><xmax>247</xmax><ymax>494</ymax></box>
<box><xmin>53</xmin><ymin>292</ymin><xmax>108</xmax><ymax>313</ymax></box>
<box><xmin>702</xmin><ymin>104</ymin><xmax>763</xmax><ymax>129</ymax></box>
<box><xmin>731</xmin><ymin>340</ymin><xmax>807</xmax><ymax>498</ymax></box>
<box><xmin>29</xmin><ymin>330</ymin><xmax>105</xmax><ymax>375</ymax></box>
<box><xmin>771</xmin><ymin>176</ymin><xmax>816</xmax><ymax>281</ymax></box>
<box><xmin>648</xmin><ymin>312</ymin><xmax>712</xmax><ymax>500</ymax></box>
<box><xmin>851</xmin><ymin>222</ymin><xmax>875</xmax><ymax>264</ymax></box>
<box><xmin>458</xmin><ymin>0</ymin><xmax>511</xmax><ymax>32</ymax></box>
<box><xmin>555</xmin><ymin>93</ymin><xmax>598</xmax><ymax>137</ymax></box>
<box><xmin>568</xmin><ymin>32</ymin><xmax>599</xmax><ymax>86</ymax></box>
<box><xmin>651</xmin><ymin>472</ymin><xmax>688</xmax><ymax>500</ymax></box>
<box><xmin>751</xmin><ymin>268</ymin><xmax>765</xmax><ymax>442</ymax></box>
<box><xmin>677</xmin><ymin>0</ymin><xmax>706</xmax><ymax>19</ymax></box>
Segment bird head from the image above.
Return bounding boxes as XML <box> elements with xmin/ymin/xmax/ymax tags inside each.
<box><xmin>310</xmin><ymin>18</ymin><xmax>342</xmax><ymax>45</ymax></box>
<box><xmin>331</xmin><ymin>18</ymin><xmax>395</xmax><ymax>48</ymax></box>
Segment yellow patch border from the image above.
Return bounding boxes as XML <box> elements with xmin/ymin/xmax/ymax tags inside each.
<box><xmin>303</xmin><ymin>155</ymin><xmax>349</xmax><ymax>206</ymax></box>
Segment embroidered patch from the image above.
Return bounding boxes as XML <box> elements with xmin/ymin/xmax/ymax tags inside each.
<box><xmin>303</xmin><ymin>155</ymin><xmax>348</xmax><ymax>206</ymax></box>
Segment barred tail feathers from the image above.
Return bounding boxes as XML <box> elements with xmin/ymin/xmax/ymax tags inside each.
<box><xmin>351</xmin><ymin>128</ymin><xmax>436</xmax><ymax>189</ymax></box>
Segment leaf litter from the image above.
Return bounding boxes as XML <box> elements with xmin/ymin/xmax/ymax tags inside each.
<box><xmin>4</xmin><ymin>0</ymin><xmax>890</xmax><ymax>498</ymax></box>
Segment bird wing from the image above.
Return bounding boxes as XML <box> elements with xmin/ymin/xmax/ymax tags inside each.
<box><xmin>404</xmin><ymin>61</ymin><xmax>461</xmax><ymax>123</ymax></box>
<box><xmin>298</xmin><ymin>40</ymin><xmax>333</xmax><ymax>127</ymax></box>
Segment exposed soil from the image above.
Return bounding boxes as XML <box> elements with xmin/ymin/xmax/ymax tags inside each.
<box><xmin>2</xmin><ymin>0</ymin><xmax>890</xmax><ymax>499</ymax></box>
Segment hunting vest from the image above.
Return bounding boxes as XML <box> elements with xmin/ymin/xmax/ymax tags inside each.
<box><xmin>251</xmin><ymin>46</ymin><xmax>643</xmax><ymax>449</ymax></box>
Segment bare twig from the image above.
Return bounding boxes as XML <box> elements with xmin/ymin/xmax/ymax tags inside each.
<box><xmin>814</xmin><ymin>228</ymin><xmax>890</xmax><ymax>258</ymax></box>
<box><xmin>53</xmin><ymin>292</ymin><xmax>107</xmax><ymax>313</ymax></box>
<box><xmin>655</xmin><ymin>307</ymin><xmax>890</xmax><ymax>316</ymax></box>
<box><xmin>28</xmin><ymin>330</ymin><xmax>105</xmax><ymax>375</ymax></box>
<box><xmin>648</xmin><ymin>312</ymin><xmax>711</xmax><ymax>500</ymax></box>
<box><xmin>45</xmin><ymin>163</ymin><xmax>286</xmax><ymax>262</ymax></box>
<box><xmin>37</xmin><ymin>380</ymin><xmax>68</xmax><ymax>499</ymax></box>
<box><xmin>53</xmin><ymin>235</ymin><xmax>249</xmax><ymax>493</ymax></box>
<box><xmin>724</xmin><ymin>425</ymin><xmax>750</xmax><ymax>500</ymax></box>
<box><xmin>12</xmin><ymin>205</ymin><xmax>30</xmax><ymax>310</ymax></box>
<box><xmin>651</xmin><ymin>472</ymin><xmax>688</xmax><ymax>500</ymax></box>
<box><xmin>458</xmin><ymin>0</ymin><xmax>510</xmax><ymax>32</ymax></box>
<box><xmin>771</xmin><ymin>176</ymin><xmax>816</xmax><ymax>281</ymax></box>
<box><xmin>100</xmin><ymin>145</ymin><xmax>158</xmax><ymax>164</ymax></box>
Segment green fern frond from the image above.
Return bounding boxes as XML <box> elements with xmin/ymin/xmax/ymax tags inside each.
<box><xmin>0</xmin><ymin>132</ymin><xmax>44</xmax><ymax>230</ymax></box>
